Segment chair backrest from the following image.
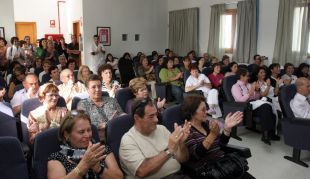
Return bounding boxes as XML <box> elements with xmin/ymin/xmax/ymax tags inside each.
<box><xmin>106</xmin><ymin>114</ymin><xmax>134</xmax><ymax>163</ymax></box>
<box><xmin>71</xmin><ymin>96</ymin><xmax>81</xmax><ymax>110</ymax></box>
<box><xmin>33</xmin><ymin>125</ymin><xmax>99</xmax><ymax>179</ymax></box>
<box><xmin>222</xmin><ymin>75</ymin><xmax>238</xmax><ymax>102</ymax></box>
<box><xmin>279</xmin><ymin>84</ymin><xmax>297</xmax><ymax>119</ymax></box>
<box><xmin>202</xmin><ymin>67</ymin><xmax>213</xmax><ymax>77</ymax></box>
<box><xmin>162</xmin><ymin>104</ymin><xmax>183</xmax><ymax>133</ymax></box>
<box><xmin>0</xmin><ymin>136</ymin><xmax>29</xmax><ymax>179</ymax></box>
<box><xmin>115</xmin><ymin>87</ymin><xmax>135</xmax><ymax>112</ymax></box>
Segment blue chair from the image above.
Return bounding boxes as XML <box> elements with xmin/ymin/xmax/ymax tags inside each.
<box><xmin>71</xmin><ymin>96</ymin><xmax>81</xmax><ymax>110</ymax></box>
<box><xmin>32</xmin><ymin>125</ymin><xmax>99</xmax><ymax>179</ymax></box>
<box><xmin>279</xmin><ymin>84</ymin><xmax>310</xmax><ymax>167</ymax></box>
<box><xmin>115</xmin><ymin>87</ymin><xmax>135</xmax><ymax>112</ymax></box>
<box><xmin>162</xmin><ymin>104</ymin><xmax>182</xmax><ymax>133</ymax></box>
<box><xmin>106</xmin><ymin>114</ymin><xmax>134</xmax><ymax>164</ymax></box>
<box><xmin>0</xmin><ymin>136</ymin><xmax>29</xmax><ymax>179</ymax></box>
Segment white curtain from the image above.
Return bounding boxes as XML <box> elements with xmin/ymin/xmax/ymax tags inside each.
<box><xmin>273</xmin><ymin>0</ymin><xmax>310</xmax><ymax>66</ymax></box>
<box><xmin>207</xmin><ymin>4</ymin><xmax>226</xmax><ymax>59</ymax></box>
<box><xmin>169</xmin><ymin>8</ymin><xmax>199</xmax><ymax>56</ymax></box>
<box><xmin>233</xmin><ymin>0</ymin><xmax>258</xmax><ymax>63</ymax></box>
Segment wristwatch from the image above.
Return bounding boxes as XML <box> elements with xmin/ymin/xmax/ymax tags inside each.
<box><xmin>164</xmin><ymin>148</ymin><xmax>174</xmax><ymax>159</ymax></box>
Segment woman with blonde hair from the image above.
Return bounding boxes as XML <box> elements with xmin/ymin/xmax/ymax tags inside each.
<box><xmin>126</xmin><ymin>77</ymin><xmax>165</xmax><ymax>114</ymax></box>
<box><xmin>28</xmin><ymin>83</ymin><xmax>67</xmax><ymax>143</ymax></box>
<box><xmin>77</xmin><ymin>65</ymin><xmax>91</xmax><ymax>84</ymax></box>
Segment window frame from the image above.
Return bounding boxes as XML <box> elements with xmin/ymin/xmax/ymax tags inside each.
<box><xmin>224</xmin><ymin>9</ymin><xmax>237</xmax><ymax>54</ymax></box>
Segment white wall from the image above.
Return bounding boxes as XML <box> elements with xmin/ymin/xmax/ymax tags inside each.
<box><xmin>0</xmin><ymin>0</ymin><xmax>16</xmax><ymax>42</ymax></box>
<box><xmin>168</xmin><ymin>0</ymin><xmax>279</xmax><ymax>62</ymax></box>
<box><xmin>13</xmin><ymin>0</ymin><xmax>82</xmax><ymax>42</ymax></box>
<box><xmin>82</xmin><ymin>0</ymin><xmax>168</xmax><ymax>63</ymax></box>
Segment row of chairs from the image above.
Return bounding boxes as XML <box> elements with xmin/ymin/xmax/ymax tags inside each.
<box><xmin>0</xmin><ymin>102</ymin><xmax>252</xmax><ymax>179</ymax></box>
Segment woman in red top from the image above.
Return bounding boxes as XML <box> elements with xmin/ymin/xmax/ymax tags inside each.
<box><xmin>208</xmin><ymin>63</ymin><xmax>224</xmax><ymax>88</ymax></box>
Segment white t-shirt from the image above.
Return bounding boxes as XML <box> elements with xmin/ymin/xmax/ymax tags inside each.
<box><xmin>10</xmin><ymin>89</ymin><xmax>29</xmax><ymax>108</ymax></box>
<box><xmin>290</xmin><ymin>93</ymin><xmax>310</xmax><ymax>119</ymax></box>
<box><xmin>119</xmin><ymin>125</ymin><xmax>181</xmax><ymax>179</ymax></box>
<box><xmin>186</xmin><ymin>74</ymin><xmax>211</xmax><ymax>93</ymax></box>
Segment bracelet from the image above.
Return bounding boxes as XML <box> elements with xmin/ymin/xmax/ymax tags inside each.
<box><xmin>74</xmin><ymin>166</ymin><xmax>84</xmax><ymax>177</ymax></box>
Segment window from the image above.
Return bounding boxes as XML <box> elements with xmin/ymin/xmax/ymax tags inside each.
<box><xmin>292</xmin><ymin>6</ymin><xmax>310</xmax><ymax>55</ymax></box>
<box><xmin>223</xmin><ymin>9</ymin><xmax>237</xmax><ymax>54</ymax></box>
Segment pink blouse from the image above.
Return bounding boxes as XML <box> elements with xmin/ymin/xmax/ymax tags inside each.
<box><xmin>231</xmin><ymin>80</ymin><xmax>260</xmax><ymax>102</ymax></box>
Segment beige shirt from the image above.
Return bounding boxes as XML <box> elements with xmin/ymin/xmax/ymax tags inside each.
<box><xmin>58</xmin><ymin>81</ymin><xmax>87</xmax><ymax>110</ymax></box>
<box><xmin>119</xmin><ymin>125</ymin><xmax>180</xmax><ymax>179</ymax></box>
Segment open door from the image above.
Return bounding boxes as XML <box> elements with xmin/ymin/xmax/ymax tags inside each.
<box><xmin>15</xmin><ymin>22</ymin><xmax>37</xmax><ymax>44</ymax></box>
<box><xmin>72</xmin><ymin>21</ymin><xmax>81</xmax><ymax>66</ymax></box>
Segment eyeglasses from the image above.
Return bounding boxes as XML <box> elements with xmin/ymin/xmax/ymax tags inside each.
<box><xmin>132</xmin><ymin>98</ymin><xmax>152</xmax><ymax>115</ymax></box>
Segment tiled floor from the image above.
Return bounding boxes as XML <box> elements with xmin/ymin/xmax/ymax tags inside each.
<box><xmin>229</xmin><ymin>127</ymin><xmax>310</xmax><ymax>179</ymax></box>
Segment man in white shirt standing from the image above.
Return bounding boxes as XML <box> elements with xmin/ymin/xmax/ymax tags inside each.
<box><xmin>10</xmin><ymin>73</ymin><xmax>39</xmax><ymax>115</ymax></box>
<box><xmin>290</xmin><ymin>77</ymin><xmax>310</xmax><ymax>119</ymax></box>
<box><xmin>89</xmin><ymin>35</ymin><xmax>105</xmax><ymax>73</ymax></box>
<box><xmin>0</xmin><ymin>84</ymin><xmax>14</xmax><ymax>117</ymax></box>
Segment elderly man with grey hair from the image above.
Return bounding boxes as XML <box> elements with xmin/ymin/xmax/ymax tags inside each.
<box><xmin>290</xmin><ymin>77</ymin><xmax>310</xmax><ymax>119</ymax></box>
<box><xmin>58</xmin><ymin>69</ymin><xmax>87</xmax><ymax>110</ymax></box>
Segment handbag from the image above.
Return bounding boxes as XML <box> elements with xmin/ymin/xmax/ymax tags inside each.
<box><xmin>192</xmin><ymin>153</ymin><xmax>249</xmax><ymax>179</ymax></box>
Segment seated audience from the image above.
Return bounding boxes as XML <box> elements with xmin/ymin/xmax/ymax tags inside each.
<box><xmin>254</xmin><ymin>67</ymin><xmax>282</xmax><ymax>112</ymax></box>
<box><xmin>77</xmin><ymin>65</ymin><xmax>91</xmax><ymax>84</ymax></box>
<box><xmin>48</xmin><ymin>66</ymin><xmax>62</xmax><ymax>86</ymax></box>
<box><xmin>42</xmin><ymin>39</ymin><xmax>58</xmax><ymax>66</ymax></box>
<box><xmin>159</xmin><ymin>58</ymin><xmax>184</xmax><ymax>103</ymax></box>
<box><xmin>119</xmin><ymin>98</ymin><xmax>191</xmax><ymax>179</ymax></box>
<box><xmin>180</xmin><ymin>57</ymin><xmax>191</xmax><ymax>83</ymax></box>
<box><xmin>34</xmin><ymin>38</ymin><xmax>47</xmax><ymax>58</ymax></box>
<box><xmin>67</xmin><ymin>58</ymin><xmax>78</xmax><ymax>73</ymax></box>
<box><xmin>8</xmin><ymin>66</ymin><xmax>26</xmax><ymax>99</ymax></box>
<box><xmin>220</xmin><ymin>55</ymin><xmax>230</xmax><ymax>74</ymax></box>
<box><xmin>281</xmin><ymin>63</ymin><xmax>297</xmax><ymax>85</ymax></box>
<box><xmin>0</xmin><ymin>84</ymin><xmax>14</xmax><ymax>117</ymax></box>
<box><xmin>197</xmin><ymin>57</ymin><xmax>206</xmax><ymax>72</ymax></box>
<box><xmin>247</xmin><ymin>54</ymin><xmax>266</xmax><ymax>73</ymax></box>
<box><xmin>187</xmin><ymin>50</ymin><xmax>197</xmax><ymax>63</ymax></box>
<box><xmin>28</xmin><ymin>83</ymin><xmax>67</xmax><ymax>143</ymax></box>
<box><xmin>39</xmin><ymin>60</ymin><xmax>51</xmax><ymax>83</ymax></box>
<box><xmin>6</xmin><ymin>37</ymin><xmax>25</xmax><ymax>64</ymax></box>
<box><xmin>127</xmin><ymin>77</ymin><xmax>165</xmax><ymax>114</ymax></box>
<box><xmin>98</xmin><ymin>64</ymin><xmax>120</xmax><ymax>98</ymax></box>
<box><xmin>138</xmin><ymin>56</ymin><xmax>157</xmax><ymax>98</ymax></box>
<box><xmin>118</xmin><ymin>52</ymin><xmax>136</xmax><ymax>86</ymax></box>
<box><xmin>105</xmin><ymin>53</ymin><xmax>119</xmax><ymax>78</ymax></box>
<box><xmin>231</xmin><ymin>68</ymin><xmax>280</xmax><ymax>145</ymax></box>
<box><xmin>47</xmin><ymin>110</ymin><xmax>123</xmax><ymax>179</ymax></box>
<box><xmin>77</xmin><ymin>75</ymin><xmax>123</xmax><ymax>141</ymax></box>
<box><xmin>269</xmin><ymin>63</ymin><xmax>283</xmax><ymax>89</ymax></box>
<box><xmin>11</xmin><ymin>73</ymin><xmax>39</xmax><ymax>116</ymax></box>
<box><xmin>29</xmin><ymin>58</ymin><xmax>43</xmax><ymax>76</ymax></box>
<box><xmin>290</xmin><ymin>77</ymin><xmax>310</xmax><ymax>119</ymax></box>
<box><xmin>57</xmin><ymin>54</ymin><xmax>67</xmax><ymax>71</ymax></box>
<box><xmin>296</xmin><ymin>63</ymin><xmax>309</xmax><ymax>78</ymax></box>
<box><xmin>58</xmin><ymin>69</ymin><xmax>87</xmax><ymax>110</ymax></box>
<box><xmin>210</xmin><ymin>56</ymin><xmax>218</xmax><ymax>66</ymax></box>
<box><xmin>181</xmin><ymin>95</ymin><xmax>253</xmax><ymax>178</ymax></box>
<box><xmin>225</xmin><ymin>61</ymin><xmax>238</xmax><ymax>77</ymax></box>
<box><xmin>0</xmin><ymin>37</ymin><xmax>8</xmax><ymax>69</ymax></box>
<box><xmin>185</xmin><ymin>64</ymin><xmax>222</xmax><ymax>118</ymax></box>
<box><xmin>208</xmin><ymin>63</ymin><xmax>224</xmax><ymax>89</ymax></box>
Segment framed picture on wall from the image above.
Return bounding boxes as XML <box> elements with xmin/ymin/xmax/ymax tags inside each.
<box><xmin>97</xmin><ymin>27</ymin><xmax>111</xmax><ymax>46</ymax></box>
<box><xmin>0</xmin><ymin>27</ymin><xmax>4</xmax><ymax>39</ymax></box>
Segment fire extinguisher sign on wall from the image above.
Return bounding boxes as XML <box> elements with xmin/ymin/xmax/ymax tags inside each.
<box><xmin>50</xmin><ymin>20</ymin><xmax>56</xmax><ymax>28</ymax></box>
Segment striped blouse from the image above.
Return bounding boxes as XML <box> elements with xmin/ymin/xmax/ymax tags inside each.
<box><xmin>185</xmin><ymin>121</ymin><xmax>230</xmax><ymax>162</ymax></box>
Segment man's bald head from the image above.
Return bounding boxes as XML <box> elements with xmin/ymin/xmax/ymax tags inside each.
<box><xmin>60</xmin><ymin>69</ymin><xmax>74</xmax><ymax>83</ymax></box>
<box><xmin>23</xmin><ymin>73</ymin><xmax>39</xmax><ymax>91</ymax></box>
<box><xmin>296</xmin><ymin>77</ymin><xmax>310</xmax><ymax>97</ymax></box>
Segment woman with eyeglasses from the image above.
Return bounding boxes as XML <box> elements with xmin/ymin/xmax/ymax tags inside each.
<box><xmin>231</xmin><ymin>68</ymin><xmax>279</xmax><ymax>145</ymax></box>
<box><xmin>126</xmin><ymin>77</ymin><xmax>165</xmax><ymax>114</ymax></box>
<box><xmin>47</xmin><ymin>110</ymin><xmax>123</xmax><ymax>179</ymax></box>
<box><xmin>28</xmin><ymin>83</ymin><xmax>67</xmax><ymax>143</ymax></box>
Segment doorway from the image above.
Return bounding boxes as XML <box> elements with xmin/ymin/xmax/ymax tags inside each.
<box><xmin>15</xmin><ymin>22</ymin><xmax>37</xmax><ymax>44</ymax></box>
<box><xmin>72</xmin><ymin>21</ymin><xmax>81</xmax><ymax>66</ymax></box>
